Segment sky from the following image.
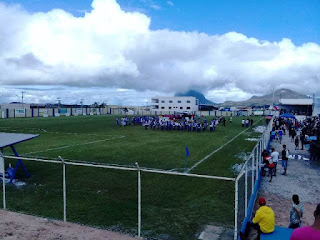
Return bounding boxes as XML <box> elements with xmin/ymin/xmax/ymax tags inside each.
<box><xmin>0</xmin><ymin>0</ymin><xmax>319</xmax><ymax>105</ymax></box>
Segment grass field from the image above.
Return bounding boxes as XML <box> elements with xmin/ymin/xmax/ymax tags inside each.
<box><xmin>0</xmin><ymin>115</ymin><xmax>264</xmax><ymax>239</ymax></box>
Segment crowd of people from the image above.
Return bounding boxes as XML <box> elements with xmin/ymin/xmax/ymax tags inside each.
<box><xmin>116</xmin><ymin>115</ymin><xmax>256</xmax><ymax>133</ymax></box>
<box><xmin>116</xmin><ymin>115</ymin><xmax>223</xmax><ymax>132</ymax></box>
<box><xmin>242</xmin><ymin>116</ymin><xmax>320</xmax><ymax>239</ymax></box>
<box><xmin>269</xmin><ymin>116</ymin><xmax>320</xmax><ymax>161</ymax></box>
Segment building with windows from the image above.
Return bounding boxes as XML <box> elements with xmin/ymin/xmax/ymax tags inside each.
<box><xmin>151</xmin><ymin>96</ymin><xmax>198</xmax><ymax>112</ymax></box>
<box><xmin>279</xmin><ymin>98</ymin><xmax>314</xmax><ymax>116</ymax></box>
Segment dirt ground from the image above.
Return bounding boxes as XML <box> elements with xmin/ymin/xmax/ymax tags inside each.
<box><xmin>0</xmin><ymin>210</ymin><xmax>138</xmax><ymax>240</ymax></box>
<box><xmin>255</xmin><ymin>192</ymin><xmax>316</xmax><ymax>227</ymax></box>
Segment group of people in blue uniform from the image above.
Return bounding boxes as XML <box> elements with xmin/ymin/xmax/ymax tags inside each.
<box><xmin>116</xmin><ymin>115</ymin><xmax>228</xmax><ymax>133</ymax></box>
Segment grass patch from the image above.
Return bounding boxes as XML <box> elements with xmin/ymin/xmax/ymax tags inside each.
<box><xmin>0</xmin><ymin>115</ymin><xmax>264</xmax><ymax>239</ymax></box>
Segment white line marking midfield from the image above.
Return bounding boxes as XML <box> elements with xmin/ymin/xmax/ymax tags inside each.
<box><xmin>25</xmin><ymin>136</ymin><xmax>126</xmax><ymax>155</ymax></box>
<box><xmin>188</xmin><ymin>117</ymin><xmax>264</xmax><ymax>172</ymax></box>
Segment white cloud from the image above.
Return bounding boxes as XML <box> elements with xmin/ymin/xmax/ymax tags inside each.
<box><xmin>0</xmin><ymin>85</ymin><xmax>168</xmax><ymax>106</ymax></box>
<box><xmin>0</xmin><ymin>0</ymin><xmax>320</xmax><ymax>105</ymax></box>
<box><xmin>150</xmin><ymin>4</ymin><xmax>161</xmax><ymax>10</ymax></box>
<box><xmin>167</xmin><ymin>1</ymin><xmax>174</xmax><ymax>6</ymax></box>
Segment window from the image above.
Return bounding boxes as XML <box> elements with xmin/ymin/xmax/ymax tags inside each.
<box><xmin>169</xmin><ymin>100</ymin><xmax>173</xmax><ymax>103</ymax></box>
<box><xmin>187</xmin><ymin>100</ymin><xmax>191</xmax><ymax>103</ymax></box>
<box><xmin>169</xmin><ymin>107</ymin><xmax>172</xmax><ymax>109</ymax></box>
<box><xmin>161</xmin><ymin>100</ymin><xmax>165</xmax><ymax>103</ymax></box>
<box><xmin>177</xmin><ymin>100</ymin><xmax>181</xmax><ymax>103</ymax></box>
<box><xmin>187</xmin><ymin>107</ymin><xmax>190</xmax><ymax>109</ymax></box>
<box><xmin>161</xmin><ymin>107</ymin><xmax>165</xmax><ymax>109</ymax></box>
<box><xmin>180</xmin><ymin>107</ymin><xmax>183</xmax><ymax>109</ymax></box>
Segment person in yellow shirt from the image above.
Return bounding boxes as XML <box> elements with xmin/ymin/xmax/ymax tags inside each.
<box><xmin>252</xmin><ymin>197</ymin><xmax>275</xmax><ymax>234</ymax></box>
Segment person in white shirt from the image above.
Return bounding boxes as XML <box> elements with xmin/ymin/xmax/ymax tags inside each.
<box><xmin>270</xmin><ymin>148</ymin><xmax>279</xmax><ymax>177</ymax></box>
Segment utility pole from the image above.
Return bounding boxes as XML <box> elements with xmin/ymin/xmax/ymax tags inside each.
<box><xmin>272</xmin><ymin>88</ymin><xmax>275</xmax><ymax>108</ymax></box>
<box><xmin>80</xmin><ymin>99</ymin><xmax>84</xmax><ymax>115</ymax></box>
<box><xmin>57</xmin><ymin>98</ymin><xmax>61</xmax><ymax>113</ymax></box>
<box><xmin>21</xmin><ymin>91</ymin><xmax>26</xmax><ymax>104</ymax></box>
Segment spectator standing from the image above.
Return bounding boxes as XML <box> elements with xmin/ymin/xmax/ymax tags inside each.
<box><xmin>270</xmin><ymin>148</ymin><xmax>279</xmax><ymax>177</ymax></box>
<box><xmin>310</xmin><ymin>141</ymin><xmax>317</xmax><ymax>161</ymax></box>
<box><xmin>294</xmin><ymin>136</ymin><xmax>299</xmax><ymax>150</ymax></box>
<box><xmin>266</xmin><ymin>156</ymin><xmax>275</xmax><ymax>182</ymax></box>
<box><xmin>291</xmin><ymin>128</ymin><xmax>296</xmax><ymax>142</ymax></box>
<box><xmin>300</xmin><ymin>134</ymin><xmax>305</xmax><ymax>150</ymax></box>
<box><xmin>290</xmin><ymin>203</ymin><xmax>320</xmax><ymax>240</ymax></box>
<box><xmin>278</xmin><ymin>129</ymin><xmax>283</xmax><ymax>144</ymax></box>
<box><xmin>282</xmin><ymin>144</ymin><xmax>289</xmax><ymax>175</ymax></box>
<box><xmin>289</xmin><ymin>195</ymin><xmax>303</xmax><ymax>229</ymax></box>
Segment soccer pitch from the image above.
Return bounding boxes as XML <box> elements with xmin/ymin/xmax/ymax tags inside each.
<box><xmin>0</xmin><ymin>115</ymin><xmax>264</xmax><ymax>239</ymax></box>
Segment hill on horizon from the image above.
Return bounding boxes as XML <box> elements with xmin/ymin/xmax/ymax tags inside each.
<box><xmin>219</xmin><ymin>88</ymin><xmax>309</xmax><ymax>107</ymax></box>
<box><xmin>175</xmin><ymin>90</ymin><xmax>214</xmax><ymax>105</ymax></box>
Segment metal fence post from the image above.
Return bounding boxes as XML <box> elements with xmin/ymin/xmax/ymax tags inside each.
<box><xmin>256</xmin><ymin>143</ymin><xmax>259</xmax><ymax>180</ymax></box>
<box><xmin>136</xmin><ymin>162</ymin><xmax>141</xmax><ymax>238</ymax></box>
<box><xmin>234</xmin><ymin>177</ymin><xmax>239</xmax><ymax>240</ymax></box>
<box><xmin>245</xmin><ymin>164</ymin><xmax>248</xmax><ymax>217</ymax></box>
<box><xmin>0</xmin><ymin>151</ymin><xmax>6</xmax><ymax>210</ymax></box>
<box><xmin>59</xmin><ymin>156</ymin><xmax>67</xmax><ymax>222</ymax></box>
<box><xmin>252</xmin><ymin>151</ymin><xmax>255</xmax><ymax>193</ymax></box>
<box><xmin>259</xmin><ymin>140</ymin><xmax>262</xmax><ymax>170</ymax></box>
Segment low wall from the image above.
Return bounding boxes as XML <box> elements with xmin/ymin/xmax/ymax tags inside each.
<box><xmin>1</xmin><ymin>107</ymin><xmax>275</xmax><ymax>119</ymax></box>
<box><xmin>0</xmin><ymin>108</ymin><xmax>105</xmax><ymax>119</ymax></box>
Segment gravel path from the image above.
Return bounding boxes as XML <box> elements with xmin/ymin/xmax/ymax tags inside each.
<box><xmin>0</xmin><ymin>210</ymin><xmax>137</xmax><ymax>240</ymax></box>
<box><xmin>257</xmin><ymin>130</ymin><xmax>320</xmax><ymax>227</ymax></box>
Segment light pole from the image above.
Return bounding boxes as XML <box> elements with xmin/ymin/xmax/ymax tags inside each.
<box><xmin>80</xmin><ymin>98</ymin><xmax>84</xmax><ymax>114</ymax></box>
<box><xmin>21</xmin><ymin>91</ymin><xmax>26</xmax><ymax>104</ymax></box>
<box><xmin>57</xmin><ymin>98</ymin><xmax>61</xmax><ymax>113</ymax></box>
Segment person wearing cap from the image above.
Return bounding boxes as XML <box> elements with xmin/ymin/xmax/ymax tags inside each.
<box><xmin>252</xmin><ymin>197</ymin><xmax>275</xmax><ymax>234</ymax></box>
<box><xmin>290</xmin><ymin>203</ymin><xmax>320</xmax><ymax>239</ymax></box>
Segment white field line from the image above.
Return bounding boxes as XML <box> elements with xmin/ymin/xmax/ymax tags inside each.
<box><xmin>25</xmin><ymin>136</ymin><xmax>126</xmax><ymax>155</ymax></box>
<box><xmin>0</xmin><ymin>127</ymin><xmax>102</xmax><ymax>136</ymax></box>
<box><xmin>188</xmin><ymin>117</ymin><xmax>264</xmax><ymax>172</ymax></box>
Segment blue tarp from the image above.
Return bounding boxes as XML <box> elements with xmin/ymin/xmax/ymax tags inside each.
<box><xmin>261</xmin><ymin>226</ymin><xmax>294</xmax><ymax>240</ymax></box>
<box><xmin>279</xmin><ymin>113</ymin><xmax>296</xmax><ymax>119</ymax></box>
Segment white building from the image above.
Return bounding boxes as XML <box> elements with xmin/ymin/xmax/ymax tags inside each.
<box><xmin>151</xmin><ymin>96</ymin><xmax>198</xmax><ymax>112</ymax></box>
<box><xmin>280</xmin><ymin>98</ymin><xmax>313</xmax><ymax>116</ymax></box>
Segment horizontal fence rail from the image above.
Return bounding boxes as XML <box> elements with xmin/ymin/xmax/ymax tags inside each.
<box><xmin>0</xmin><ymin>153</ymin><xmax>235</xmax><ymax>239</ymax></box>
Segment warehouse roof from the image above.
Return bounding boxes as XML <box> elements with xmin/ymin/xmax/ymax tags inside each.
<box><xmin>280</xmin><ymin>99</ymin><xmax>313</xmax><ymax>105</ymax></box>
